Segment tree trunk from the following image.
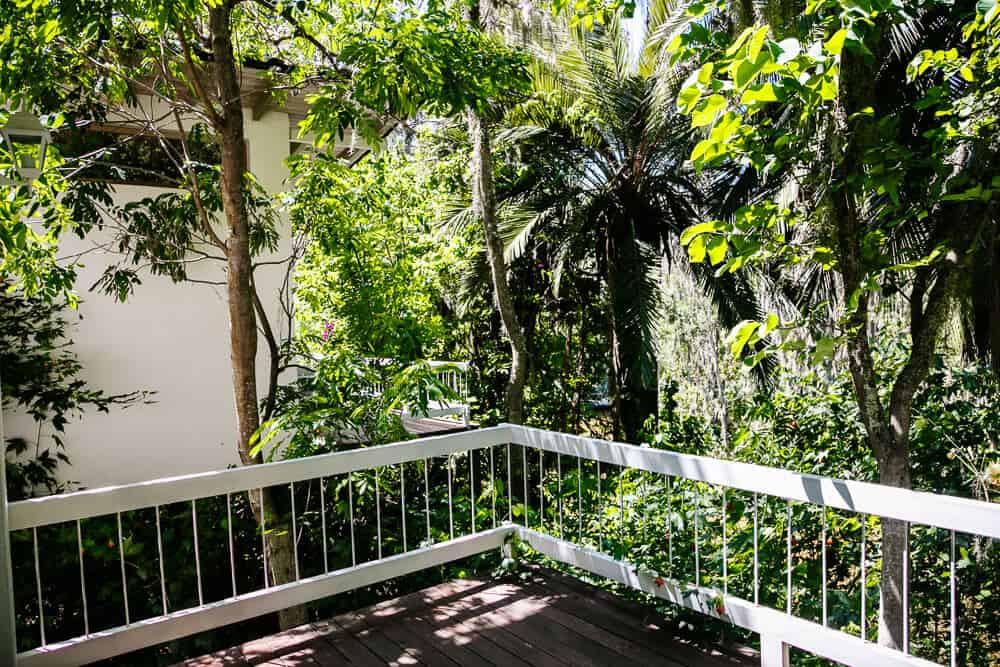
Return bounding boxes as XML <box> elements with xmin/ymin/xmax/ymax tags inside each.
<box><xmin>467</xmin><ymin>107</ymin><xmax>527</xmax><ymax>424</ymax></box>
<box><xmin>209</xmin><ymin>4</ymin><xmax>305</xmax><ymax>630</ymax></box>
<box><xmin>877</xmin><ymin>442</ymin><xmax>912</xmax><ymax>649</ymax></box>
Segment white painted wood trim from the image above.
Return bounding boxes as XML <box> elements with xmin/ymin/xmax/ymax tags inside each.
<box><xmin>9</xmin><ymin>426</ymin><xmax>511</xmax><ymax>531</ymax></box>
<box><xmin>518</xmin><ymin>529</ymin><xmax>940</xmax><ymax>667</ymax></box>
<box><xmin>17</xmin><ymin>527</ymin><xmax>515</xmax><ymax>667</ymax></box>
<box><xmin>760</xmin><ymin>634</ymin><xmax>790</xmax><ymax>667</ymax></box>
<box><xmin>509</xmin><ymin>425</ymin><xmax>1000</xmax><ymax>539</ymax></box>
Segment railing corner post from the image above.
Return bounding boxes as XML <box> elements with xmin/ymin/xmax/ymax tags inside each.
<box><xmin>500</xmin><ymin>529</ymin><xmax>519</xmax><ymax>572</ymax></box>
<box><xmin>760</xmin><ymin>634</ymin><xmax>789</xmax><ymax>667</ymax></box>
<box><xmin>496</xmin><ymin>422</ymin><xmax>521</xmax><ymax>443</ymax></box>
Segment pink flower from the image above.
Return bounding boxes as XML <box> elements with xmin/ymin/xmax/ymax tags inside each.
<box><xmin>322</xmin><ymin>321</ymin><xmax>336</xmax><ymax>341</ymax></box>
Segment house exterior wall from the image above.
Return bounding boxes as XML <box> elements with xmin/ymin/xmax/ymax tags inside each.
<box><xmin>3</xmin><ymin>108</ymin><xmax>296</xmax><ymax>489</ymax></box>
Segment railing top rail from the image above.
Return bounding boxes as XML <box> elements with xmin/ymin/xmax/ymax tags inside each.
<box><xmin>8</xmin><ymin>426</ymin><xmax>510</xmax><ymax>532</ymax></box>
<box><xmin>364</xmin><ymin>358</ymin><xmax>470</xmax><ymax>371</ymax></box>
<box><xmin>11</xmin><ymin>422</ymin><xmax>999</xmax><ymax>539</ymax></box>
<box><xmin>509</xmin><ymin>424</ymin><xmax>1000</xmax><ymax>540</ymax></box>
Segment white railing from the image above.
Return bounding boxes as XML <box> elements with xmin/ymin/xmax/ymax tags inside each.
<box><xmin>366</xmin><ymin>358</ymin><xmax>471</xmax><ymax>425</ymax></box>
<box><xmin>3</xmin><ymin>425</ymin><xmax>998</xmax><ymax>666</ymax></box>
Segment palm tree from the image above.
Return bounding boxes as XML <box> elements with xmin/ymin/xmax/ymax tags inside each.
<box><xmin>494</xmin><ymin>7</ymin><xmax>768</xmax><ymax>441</ymax></box>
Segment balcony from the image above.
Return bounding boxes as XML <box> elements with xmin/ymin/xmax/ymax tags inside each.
<box><xmin>4</xmin><ymin>426</ymin><xmax>998</xmax><ymax>666</ymax></box>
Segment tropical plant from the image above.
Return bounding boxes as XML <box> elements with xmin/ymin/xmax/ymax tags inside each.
<box><xmin>492</xmin><ymin>6</ymin><xmax>768</xmax><ymax>442</ymax></box>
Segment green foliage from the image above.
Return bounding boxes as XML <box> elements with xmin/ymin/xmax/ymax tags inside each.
<box><xmin>550</xmin><ymin>0</ymin><xmax>636</xmax><ymax>29</ymax></box>
<box><xmin>326</xmin><ymin>3</ymin><xmax>529</xmax><ymax>121</ymax></box>
<box><xmin>94</xmin><ymin>166</ymin><xmax>279</xmax><ymax>302</ymax></box>
<box><xmin>487</xmin><ymin>9</ymin><xmax>773</xmax><ymax>439</ymax></box>
<box><xmin>672</xmin><ymin>0</ymin><xmax>1000</xmax><ymax>366</ymax></box>
<box><xmin>252</xmin><ymin>352</ymin><xmax>462</xmax><ymax>461</ymax></box>
<box><xmin>291</xmin><ymin>142</ymin><xmax>467</xmax><ymax>361</ymax></box>
<box><xmin>640</xmin><ymin>340</ymin><xmax>1000</xmax><ymax>664</ymax></box>
<box><xmin>0</xmin><ymin>0</ymin><xmax>530</xmax><ymax>306</ymax></box>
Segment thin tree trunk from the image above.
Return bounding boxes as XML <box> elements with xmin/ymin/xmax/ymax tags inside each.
<box><xmin>573</xmin><ymin>316</ymin><xmax>587</xmax><ymax>434</ymax></box>
<box><xmin>465</xmin><ymin>18</ymin><xmax>527</xmax><ymax>424</ymax></box>
<box><xmin>608</xmin><ymin>314</ymin><xmax>622</xmax><ymax>442</ymax></box>
<box><xmin>560</xmin><ymin>322</ymin><xmax>572</xmax><ymax>432</ymax></box>
<box><xmin>712</xmin><ymin>326</ymin><xmax>729</xmax><ymax>449</ymax></box>
<box><xmin>209</xmin><ymin>4</ymin><xmax>305</xmax><ymax>630</ymax></box>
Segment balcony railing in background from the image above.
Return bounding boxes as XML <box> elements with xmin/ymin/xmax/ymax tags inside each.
<box><xmin>2</xmin><ymin>425</ymin><xmax>998</xmax><ymax>666</ymax></box>
<box><xmin>361</xmin><ymin>358</ymin><xmax>472</xmax><ymax>425</ymax></box>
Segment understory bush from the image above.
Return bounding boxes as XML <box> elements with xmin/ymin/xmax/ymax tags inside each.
<box><xmin>616</xmin><ymin>346</ymin><xmax>1000</xmax><ymax>666</ymax></box>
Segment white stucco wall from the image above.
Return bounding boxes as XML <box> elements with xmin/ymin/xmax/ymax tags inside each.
<box><xmin>4</xmin><ymin>108</ymin><xmax>295</xmax><ymax>489</ymax></box>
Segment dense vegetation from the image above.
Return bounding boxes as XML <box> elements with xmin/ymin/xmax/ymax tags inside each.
<box><xmin>3</xmin><ymin>0</ymin><xmax>1000</xmax><ymax>665</ymax></box>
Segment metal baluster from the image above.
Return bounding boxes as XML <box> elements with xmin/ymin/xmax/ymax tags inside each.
<box><xmin>33</xmin><ymin>527</ymin><xmax>45</xmax><ymax>646</ymax></box>
<box><xmin>507</xmin><ymin>443</ymin><xmax>513</xmax><ymax>523</ymax></box>
<box><xmin>950</xmin><ymin>530</ymin><xmax>957</xmax><ymax>667</ymax></box>
<box><xmin>348</xmin><ymin>473</ymin><xmax>356</xmax><ymax>566</ymax></box>
<box><xmin>227</xmin><ymin>493</ymin><xmax>237</xmax><ymax>597</ymax></box>
<box><xmin>821</xmin><ymin>506</ymin><xmax>827</xmax><ymax>627</ymax></box>
<box><xmin>376</xmin><ymin>468</ymin><xmax>383</xmax><ymax>559</ymax></box>
<box><xmin>447</xmin><ymin>456</ymin><xmax>455</xmax><ymax>540</ymax></box>
<box><xmin>618</xmin><ymin>466</ymin><xmax>624</xmax><ymax>545</ymax></box>
<box><xmin>786</xmin><ymin>500</ymin><xmax>792</xmax><ymax>614</ymax></box>
<box><xmin>470</xmin><ymin>450</ymin><xmax>476</xmax><ymax>533</ymax></box>
<box><xmin>76</xmin><ymin>519</ymin><xmax>90</xmax><ymax>635</ymax></box>
<box><xmin>490</xmin><ymin>446</ymin><xmax>497</xmax><ymax>528</ymax></box>
<box><xmin>557</xmin><ymin>453</ymin><xmax>563</xmax><ymax>539</ymax></box>
<box><xmin>192</xmin><ymin>500</ymin><xmax>204</xmax><ymax>605</ymax></box>
<box><xmin>319</xmin><ymin>480</ymin><xmax>329</xmax><ymax>574</ymax></box>
<box><xmin>539</xmin><ymin>449</ymin><xmax>545</xmax><ymax>531</ymax></box>
<box><xmin>260</xmin><ymin>489</ymin><xmax>268</xmax><ymax>589</ymax></box>
<box><xmin>753</xmin><ymin>492</ymin><xmax>759</xmax><ymax>605</ymax></box>
<box><xmin>641</xmin><ymin>472</ymin><xmax>647</xmax><ymax>520</ymax></box>
<box><xmin>667</xmin><ymin>476</ymin><xmax>673</xmax><ymax>575</ymax></box>
<box><xmin>289</xmin><ymin>483</ymin><xmax>299</xmax><ymax>581</ymax></box>
<box><xmin>577</xmin><ymin>458</ymin><xmax>583</xmax><ymax>542</ymax></box>
<box><xmin>401</xmin><ymin>464</ymin><xmax>408</xmax><ymax>552</ymax></box>
<box><xmin>117</xmin><ymin>512</ymin><xmax>130</xmax><ymax>624</ymax></box>
<box><xmin>522</xmin><ymin>446</ymin><xmax>528</xmax><ymax>528</ymax></box>
<box><xmin>903</xmin><ymin>520</ymin><xmax>909</xmax><ymax>654</ymax></box>
<box><xmin>694</xmin><ymin>483</ymin><xmax>700</xmax><ymax>586</ymax></box>
<box><xmin>722</xmin><ymin>488</ymin><xmax>728</xmax><ymax>597</ymax></box>
<box><xmin>861</xmin><ymin>513</ymin><xmax>867</xmax><ymax>642</ymax></box>
<box><xmin>424</xmin><ymin>459</ymin><xmax>431</xmax><ymax>543</ymax></box>
<box><xmin>156</xmin><ymin>505</ymin><xmax>168</xmax><ymax>613</ymax></box>
<box><xmin>597</xmin><ymin>459</ymin><xmax>603</xmax><ymax>551</ymax></box>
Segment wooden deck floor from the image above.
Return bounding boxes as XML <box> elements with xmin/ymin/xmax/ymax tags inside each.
<box><xmin>180</xmin><ymin>568</ymin><xmax>758</xmax><ymax>667</ymax></box>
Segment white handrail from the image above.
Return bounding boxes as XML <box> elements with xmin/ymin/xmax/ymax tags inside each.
<box><xmin>8</xmin><ymin>426</ymin><xmax>509</xmax><ymax>532</ymax></box>
<box><xmin>510</xmin><ymin>425</ymin><xmax>1000</xmax><ymax>539</ymax></box>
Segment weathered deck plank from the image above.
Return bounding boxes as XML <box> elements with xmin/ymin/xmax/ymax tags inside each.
<box><xmin>179</xmin><ymin>568</ymin><xmax>759</xmax><ymax>667</ymax></box>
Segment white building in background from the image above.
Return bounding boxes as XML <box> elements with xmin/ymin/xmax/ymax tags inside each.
<box><xmin>3</xmin><ymin>76</ymin><xmax>383</xmax><ymax>489</ymax></box>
